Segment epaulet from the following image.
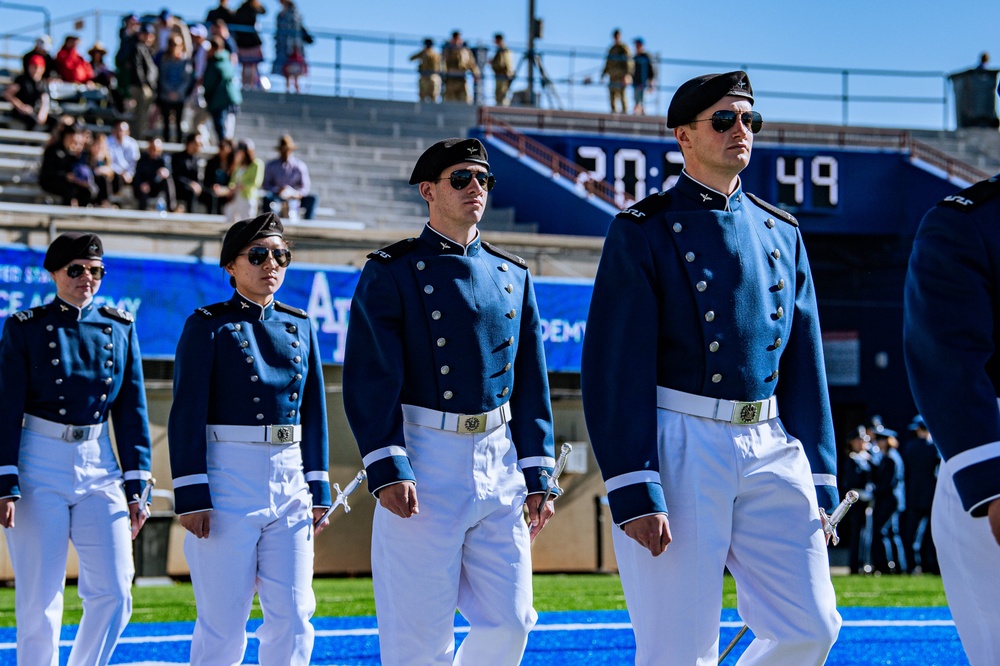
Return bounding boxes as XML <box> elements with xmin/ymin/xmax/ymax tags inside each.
<box><xmin>274</xmin><ymin>301</ymin><xmax>308</xmax><ymax>318</ymax></box>
<box><xmin>616</xmin><ymin>190</ymin><xmax>673</xmax><ymax>223</ymax></box>
<box><xmin>368</xmin><ymin>238</ymin><xmax>419</xmax><ymax>263</ymax></box>
<box><xmin>938</xmin><ymin>175</ymin><xmax>1000</xmax><ymax>212</ymax></box>
<box><xmin>99</xmin><ymin>305</ymin><xmax>134</xmax><ymax>324</ymax></box>
<box><xmin>481</xmin><ymin>241</ymin><xmax>528</xmax><ymax>269</ymax></box>
<box><xmin>9</xmin><ymin>304</ymin><xmax>48</xmax><ymax>323</ymax></box>
<box><xmin>193</xmin><ymin>302</ymin><xmax>231</xmax><ymax>319</ymax></box>
<box><xmin>745</xmin><ymin>192</ymin><xmax>798</xmax><ymax>227</ymax></box>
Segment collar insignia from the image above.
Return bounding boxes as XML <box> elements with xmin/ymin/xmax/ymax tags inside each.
<box><xmin>240</xmin><ymin>301</ymin><xmax>249</xmax><ymax>309</ymax></box>
<box><xmin>700</xmin><ymin>193</ymin><xmax>713</xmax><ymax>202</ymax></box>
<box><xmin>440</xmin><ymin>242</ymin><xmax>451</xmax><ymax>250</ymax></box>
<box><xmin>59</xmin><ymin>304</ymin><xmax>69</xmax><ymax>312</ymax></box>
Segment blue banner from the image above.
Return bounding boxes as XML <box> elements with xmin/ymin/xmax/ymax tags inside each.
<box><xmin>0</xmin><ymin>246</ymin><xmax>593</xmax><ymax>372</ymax></box>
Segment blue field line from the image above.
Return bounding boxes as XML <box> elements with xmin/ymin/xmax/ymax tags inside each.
<box><xmin>0</xmin><ymin>607</ymin><xmax>969</xmax><ymax>665</ymax></box>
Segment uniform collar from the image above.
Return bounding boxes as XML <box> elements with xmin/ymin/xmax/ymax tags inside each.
<box><xmin>50</xmin><ymin>295</ymin><xmax>95</xmax><ymax>321</ymax></box>
<box><xmin>420</xmin><ymin>223</ymin><xmax>481</xmax><ymax>257</ymax></box>
<box><xmin>676</xmin><ymin>171</ymin><xmax>744</xmax><ymax>212</ymax></box>
<box><xmin>231</xmin><ymin>290</ymin><xmax>275</xmax><ymax>320</ymax></box>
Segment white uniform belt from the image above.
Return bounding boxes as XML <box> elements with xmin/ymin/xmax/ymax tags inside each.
<box><xmin>402</xmin><ymin>402</ymin><xmax>512</xmax><ymax>434</ymax></box>
<box><xmin>23</xmin><ymin>414</ymin><xmax>106</xmax><ymax>442</ymax></box>
<box><xmin>656</xmin><ymin>387</ymin><xmax>779</xmax><ymax>425</ymax></box>
<box><xmin>206</xmin><ymin>424</ymin><xmax>303</xmax><ymax>444</ymax></box>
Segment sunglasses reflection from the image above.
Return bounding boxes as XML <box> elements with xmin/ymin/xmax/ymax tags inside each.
<box><xmin>66</xmin><ymin>264</ymin><xmax>106</xmax><ymax>280</ymax></box>
<box><xmin>440</xmin><ymin>169</ymin><xmax>497</xmax><ymax>192</ymax></box>
<box><xmin>242</xmin><ymin>247</ymin><xmax>293</xmax><ymax>267</ymax></box>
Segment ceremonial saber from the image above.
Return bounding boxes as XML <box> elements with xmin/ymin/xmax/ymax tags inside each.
<box><xmin>133</xmin><ymin>477</ymin><xmax>155</xmax><ymax>519</ymax></box>
<box><xmin>718</xmin><ymin>490</ymin><xmax>860</xmax><ymax>664</ymax></box>
<box><xmin>314</xmin><ymin>470</ymin><xmax>367</xmax><ymax>527</ymax></box>
<box><xmin>541</xmin><ymin>443</ymin><xmax>573</xmax><ymax>505</ymax></box>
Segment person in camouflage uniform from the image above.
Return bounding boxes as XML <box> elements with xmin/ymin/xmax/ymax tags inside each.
<box><xmin>442</xmin><ymin>31</ymin><xmax>479</xmax><ymax>104</ymax></box>
<box><xmin>601</xmin><ymin>28</ymin><xmax>633</xmax><ymax>113</ymax></box>
<box><xmin>410</xmin><ymin>38</ymin><xmax>441</xmax><ymax>103</ymax></box>
<box><xmin>490</xmin><ymin>33</ymin><xmax>515</xmax><ymax>106</ymax></box>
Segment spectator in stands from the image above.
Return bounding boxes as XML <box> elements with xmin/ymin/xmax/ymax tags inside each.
<box><xmin>206</xmin><ymin>0</ymin><xmax>236</xmax><ymax>28</ymax></box>
<box><xmin>187</xmin><ymin>24</ymin><xmax>213</xmax><ymax>141</ymax></box>
<box><xmin>214</xmin><ymin>139</ymin><xmax>262</xmax><ymax>223</ymax></box>
<box><xmin>490</xmin><ymin>33</ymin><xmax>515</xmax><ymax>106</ymax></box>
<box><xmin>107</xmin><ymin>120</ymin><xmax>139</xmax><ymax>197</ymax></box>
<box><xmin>262</xmin><ymin>134</ymin><xmax>316</xmax><ymax>220</ymax></box>
<box><xmin>156</xmin><ymin>36</ymin><xmax>195</xmax><ymax>143</ymax></box>
<box><xmin>977</xmin><ymin>52</ymin><xmax>990</xmax><ymax>69</ymax></box>
<box><xmin>133</xmin><ymin>137</ymin><xmax>175</xmax><ymax>211</ymax></box>
<box><xmin>21</xmin><ymin>36</ymin><xmax>56</xmax><ymax>82</ymax></box>
<box><xmin>54</xmin><ymin>35</ymin><xmax>94</xmax><ymax>85</ymax></box>
<box><xmin>130</xmin><ymin>25</ymin><xmax>159</xmax><ymax>140</ymax></box>
<box><xmin>172</xmin><ymin>133</ymin><xmax>204</xmax><ymax>213</ymax></box>
<box><xmin>901</xmin><ymin>415</ymin><xmax>940</xmax><ymax>575</ymax></box>
<box><xmin>154</xmin><ymin>10</ymin><xmax>192</xmax><ymax>63</ymax></box>
<box><xmin>3</xmin><ymin>55</ymin><xmax>51</xmax><ymax>131</ymax></box>
<box><xmin>88</xmin><ymin>42</ymin><xmax>116</xmax><ymax>92</ymax></box>
<box><xmin>441</xmin><ymin>31</ymin><xmax>479</xmax><ymax>104</ymax></box>
<box><xmin>86</xmin><ymin>132</ymin><xmax>114</xmax><ymax>207</ymax></box>
<box><xmin>273</xmin><ymin>0</ymin><xmax>308</xmax><ymax>94</ymax></box>
<box><xmin>115</xmin><ymin>15</ymin><xmax>140</xmax><ymax>104</ymax></box>
<box><xmin>203</xmin><ymin>36</ymin><xmax>242</xmax><ymax>144</ymax></box>
<box><xmin>601</xmin><ymin>29</ymin><xmax>633</xmax><ymax>114</ymax></box>
<box><xmin>39</xmin><ymin>123</ymin><xmax>94</xmax><ymax>206</ymax></box>
<box><xmin>210</xmin><ymin>19</ymin><xmax>240</xmax><ymax>63</ymax></box>
<box><xmin>870</xmin><ymin>418</ymin><xmax>907</xmax><ymax>574</ymax></box>
<box><xmin>631</xmin><ymin>38</ymin><xmax>655</xmax><ymax>115</ymax></box>
<box><xmin>410</xmin><ymin>38</ymin><xmax>441</xmax><ymax>103</ymax></box>
<box><xmin>201</xmin><ymin>136</ymin><xmax>234</xmax><ymax>213</ymax></box>
<box><xmin>231</xmin><ymin>0</ymin><xmax>266</xmax><ymax>90</ymax></box>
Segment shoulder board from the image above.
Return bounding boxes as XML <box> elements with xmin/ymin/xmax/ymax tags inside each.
<box><xmin>616</xmin><ymin>190</ymin><xmax>673</xmax><ymax>223</ymax></box>
<box><xmin>99</xmin><ymin>305</ymin><xmax>134</xmax><ymax>323</ymax></box>
<box><xmin>938</xmin><ymin>175</ymin><xmax>1000</xmax><ymax>212</ymax></box>
<box><xmin>367</xmin><ymin>238</ymin><xmax>419</xmax><ymax>263</ymax></box>
<box><xmin>193</xmin><ymin>302</ymin><xmax>231</xmax><ymax>319</ymax></box>
<box><xmin>481</xmin><ymin>241</ymin><xmax>528</xmax><ymax>269</ymax></box>
<box><xmin>745</xmin><ymin>193</ymin><xmax>798</xmax><ymax>226</ymax></box>
<box><xmin>274</xmin><ymin>301</ymin><xmax>308</xmax><ymax>318</ymax></box>
<box><xmin>10</xmin><ymin>304</ymin><xmax>48</xmax><ymax>323</ymax></box>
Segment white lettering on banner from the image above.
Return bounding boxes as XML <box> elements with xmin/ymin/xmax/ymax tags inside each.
<box><xmin>307</xmin><ymin>271</ymin><xmax>351</xmax><ymax>362</ymax></box>
<box><xmin>0</xmin><ymin>290</ymin><xmax>24</xmax><ymax>316</ymax></box>
<box><xmin>92</xmin><ymin>296</ymin><xmax>142</xmax><ymax>315</ymax></box>
<box><xmin>0</xmin><ymin>265</ymin><xmax>23</xmax><ymax>283</ymax></box>
<box><xmin>541</xmin><ymin>319</ymin><xmax>587</xmax><ymax>344</ymax></box>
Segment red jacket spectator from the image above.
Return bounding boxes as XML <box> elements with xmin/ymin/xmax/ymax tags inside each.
<box><xmin>54</xmin><ymin>35</ymin><xmax>94</xmax><ymax>84</ymax></box>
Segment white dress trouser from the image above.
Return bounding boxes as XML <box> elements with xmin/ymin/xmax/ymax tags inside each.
<box><xmin>613</xmin><ymin>410</ymin><xmax>841</xmax><ymax>666</ymax></box>
<box><xmin>372</xmin><ymin>421</ymin><xmax>536</xmax><ymax>666</ymax></box>
<box><xmin>932</xmin><ymin>459</ymin><xmax>1000</xmax><ymax>666</ymax></box>
<box><xmin>185</xmin><ymin>439</ymin><xmax>316</xmax><ymax>666</ymax></box>
<box><xmin>5</xmin><ymin>429</ymin><xmax>133</xmax><ymax>666</ymax></box>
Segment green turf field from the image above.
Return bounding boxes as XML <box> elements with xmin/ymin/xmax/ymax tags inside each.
<box><xmin>0</xmin><ymin>573</ymin><xmax>948</xmax><ymax>627</ymax></box>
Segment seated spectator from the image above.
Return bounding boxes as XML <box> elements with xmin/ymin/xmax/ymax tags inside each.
<box><xmin>39</xmin><ymin>123</ymin><xmax>94</xmax><ymax>206</ymax></box>
<box><xmin>133</xmin><ymin>137</ymin><xmax>175</xmax><ymax>211</ymax></box>
<box><xmin>3</xmin><ymin>55</ymin><xmax>51</xmax><ymax>131</ymax></box>
<box><xmin>172</xmin><ymin>133</ymin><xmax>204</xmax><ymax>213</ymax></box>
<box><xmin>22</xmin><ymin>36</ymin><xmax>57</xmax><ymax>81</ymax></box>
<box><xmin>156</xmin><ymin>35</ymin><xmax>194</xmax><ymax>143</ymax></box>
<box><xmin>54</xmin><ymin>35</ymin><xmax>94</xmax><ymax>85</ymax></box>
<box><xmin>261</xmin><ymin>134</ymin><xmax>316</xmax><ymax>220</ymax></box>
<box><xmin>86</xmin><ymin>132</ymin><xmax>114</xmax><ymax>206</ymax></box>
<box><xmin>88</xmin><ymin>42</ymin><xmax>116</xmax><ymax>90</ymax></box>
<box><xmin>213</xmin><ymin>138</ymin><xmax>261</xmax><ymax>223</ymax></box>
<box><xmin>200</xmin><ymin>136</ymin><xmax>233</xmax><ymax>213</ymax></box>
<box><xmin>107</xmin><ymin>120</ymin><xmax>139</xmax><ymax>197</ymax></box>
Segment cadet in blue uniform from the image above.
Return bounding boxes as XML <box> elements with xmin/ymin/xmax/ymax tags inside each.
<box><xmin>904</xmin><ymin>173</ymin><xmax>1000</xmax><ymax>666</ymax></box>
<box><xmin>168</xmin><ymin>213</ymin><xmax>331</xmax><ymax>666</ymax></box>
<box><xmin>869</xmin><ymin>420</ymin><xmax>907</xmax><ymax>574</ymax></box>
<box><xmin>0</xmin><ymin>232</ymin><xmax>152</xmax><ymax>666</ymax></box>
<box><xmin>343</xmin><ymin>138</ymin><xmax>557</xmax><ymax>666</ymax></box>
<box><xmin>581</xmin><ymin>72</ymin><xmax>841</xmax><ymax>665</ymax></box>
<box><xmin>900</xmin><ymin>415</ymin><xmax>939</xmax><ymax>575</ymax></box>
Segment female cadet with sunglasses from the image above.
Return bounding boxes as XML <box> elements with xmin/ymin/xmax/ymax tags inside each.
<box><xmin>582</xmin><ymin>71</ymin><xmax>842</xmax><ymax>664</ymax></box>
<box><xmin>0</xmin><ymin>232</ymin><xmax>152</xmax><ymax>666</ymax></box>
<box><xmin>167</xmin><ymin>212</ymin><xmax>330</xmax><ymax>666</ymax></box>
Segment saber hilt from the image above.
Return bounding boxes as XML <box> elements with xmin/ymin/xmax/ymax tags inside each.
<box><xmin>822</xmin><ymin>490</ymin><xmax>860</xmax><ymax>546</ymax></box>
<box><xmin>540</xmin><ymin>443</ymin><xmax>573</xmax><ymax>505</ymax></box>
<box><xmin>314</xmin><ymin>470</ymin><xmax>367</xmax><ymax>527</ymax></box>
<box><xmin>132</xmin><ymin>477</ymin><xmax>156</xmax><ymax>519</ymax></box>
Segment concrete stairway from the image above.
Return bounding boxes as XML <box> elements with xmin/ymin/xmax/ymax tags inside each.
<box><xmin>911</xmin><ymin>127</ymin><xmax>1000</xmax><ymax>176</ymax></box>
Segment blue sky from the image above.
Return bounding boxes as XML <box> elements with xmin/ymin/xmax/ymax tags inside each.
<box><xmin>6</xmin><ymin>1</ymin><xmax>1000</xmax><ymax>129</ymax></box>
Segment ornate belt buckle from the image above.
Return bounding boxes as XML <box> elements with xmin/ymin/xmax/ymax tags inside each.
<box><xmin>458</xmin><ymin>413</ymin><xmax>488</xmax><ymax>434</ymax></box>
<box><xmin>271</xmin><ymin>425</ymin><xmax>295</xmax><ymax>443</ymax></box>
<box><xmin>65</xmin><ymin>426</ymin><xmax>86</xmax><ymax>442</ymax></box>
<box><xmin>731</xmin><ymin>401</ymin><xmax>763</xmax><ymax>425</ymax></box>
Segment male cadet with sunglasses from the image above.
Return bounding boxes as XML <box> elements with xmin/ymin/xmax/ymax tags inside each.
<box><xmin>343</xmin><ymin>138</ymin><xmax>557</xmax><ymax>666</ymax></box>
<box><xmin>581</xmin><ymin>72</ymin><xmax>841</xmax><ymax>665</ymax></box>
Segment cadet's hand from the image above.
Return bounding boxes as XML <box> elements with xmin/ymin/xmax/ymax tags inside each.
<box><xmin>129</xmin><ymin>502</ymin><xmax>147</xmax><ymax>540</ymax></box>
<box><xmin>989</xmin><ymin>498</ymin><xmax>1000</xmax><ymax>547</ymax></box>
<box><xmin>179</xmin><ymin>511</ymin><xmax>211</xmax><ymax>539</ymax></box>
<box><xmin>379</xmin><ymin>481</ymin><xmax>418</xmax><ymax>518</ymax></box>
<box><xmin>313</xmin><ymin>507</ymin><xmax>329</xmax><ymax>536</ymax></box>
<box><xmin>525</xmin><ymin>493</ymin><xmax>555</xmax><ymax>542</ymax></box>
<box><xmin>0</xmin><ymin>498</ymin><xmax>15</xmax><ymax>529</ymax></box>
<box><xmin>623</xmin><ymin>514</ymin><xmax>671</xmax><ymax>557</ymax></box>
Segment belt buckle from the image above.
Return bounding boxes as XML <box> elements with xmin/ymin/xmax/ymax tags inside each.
<box><xmin>731</xmin><ymin>401</ymin><xmax>763</xmax><ymax>425</ymax></box>
<box><xmin>458</xmin><ymin>413</ymin><xmax>488</xmax><ymax>434</ymax></box>
<box><xmin>270</xmin><ymin>425</ymin><xmax>295</xmax><ymax>443</ymax></box>
<box><xmin>64</xmin><ymin>425</ymin><xmax>87</xmax><ymax>442</ymax></box>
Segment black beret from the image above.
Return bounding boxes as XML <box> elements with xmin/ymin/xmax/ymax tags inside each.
<box><xmin>220</xmin><ymin>212</ymin><xmax>284</xmax><ymax>266</ymax></box>
<box><xmin>44</xmin><ymin>232</ymin><xmax>103</xmax><ymax>271</ymax></box>
<box><xmin>409</xmin><ymin>138</ymin><xmax>489</xmax><ymax>185</ymax></box>
<box><xmin>667</xmin><ymin>70</ymin><xmax>754</xmax><ymax>129</ymax></box>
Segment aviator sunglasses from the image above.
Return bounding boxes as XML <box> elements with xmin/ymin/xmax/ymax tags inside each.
<box><xmin>66</xmin><ymin>264</ymin><xmax>106</xmax><ymax>280</ymax></box>
<box><xmin>690</xmin><ymin>110</ymin><xmax>764</xmax><ymax>134</ymax></box>
<box><xmin>434</xmin><ymin>169</ymin><xmax>496</xmax><ymax>192</ymax></box>
<box><xmin>239</xmin><ymin>247</ymin><xmax>293</xmax><ymax>267</ymax></box>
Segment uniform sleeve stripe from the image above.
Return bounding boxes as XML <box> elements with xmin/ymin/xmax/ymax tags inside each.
<box><xmin>812</xmin><ymin>473</ymin><xmax>837</xmax><ymax>488</ymax></box>
<box><xmin>305</xmin><ymin>471</ymin><xmax>329</xmax><ymax>482</ymax></box>
<box><xmin>0</xmin><ymin>466</ymin><xmax>17</xmax><ymax>476</ymax></box>
<box><xmin>173</xmin><ymin>474</ymin><xmax>209</xmax><ymax>488</ymax></box>
<box><xmin>948</xmin><ymin>440</ymin><xmax>1000</xmax><ymax>473</ymax></box>
<box><xmin>605</xmin><ymin>470</ymin><xmax>660</xmax><ymax>493</ymax></box>
<box><xmin>124</xmin><ymin>470</ymin><xmax>152</xmax><ymax>481</ymax></box>
<box><xmin>519</xmin><ymin>456</ymin><xmax>555</xmax><ymax>468</ymax></box>
<box><xmin>363</xmin><ymin>446</ymin><xmax>408</xmax><ymax>468</ymax></box>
